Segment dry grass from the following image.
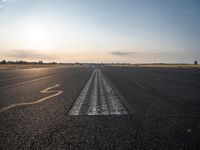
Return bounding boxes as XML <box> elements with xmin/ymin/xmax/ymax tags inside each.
<box><xmin>1</xmin><ymin>63</ymin><xmax>199</xmax><ymax>70</ymax></box>
<box><xmin>108</xmin><ymin>64</ymin><xmax>200</xmax><ymax>69</ymax></box>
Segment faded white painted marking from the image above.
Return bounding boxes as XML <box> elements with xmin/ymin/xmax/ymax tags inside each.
<box><xmin>68</xmin><ymin>70</ymin><xmax>96</xmax><ymax>115</ymax></box>
<box><xmin>130</xmin><ymin>80</ymin><xmax>150</xmax><ymax>91</ymax></box>
<box><xmin>0</xmin><ymin>75</ymin><xmax>31</xmax><ymax>82</ymax></box>
<box><xmin>101</xmin><ymin>72</ymin><xmax>128</xmax><ymax>115</ymax></box>
<box><xmin>69</xmin><ymin>69</ymin><xmax>128</xmax><ymax>115</ymax></box>
<box><xmin>0</xmin><ymin>73</ymin><xmax>64</xmax><ymax>90</ymax></box>
<box><xmin>87</xmin><ymin>70</ymin><xmax>99</xmax><ymax>115</ymax></box>
<box><xmin>0</xmin><ymin>84</ymin><xmax>63</xmax><ymax>113</ymax></box>
<box><xmin>98</xmin><ymin>70</ymin><xmax>109</xmax><ymax>115</ymax></box>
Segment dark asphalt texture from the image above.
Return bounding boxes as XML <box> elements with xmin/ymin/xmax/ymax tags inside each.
<box><xmin>0</xmin><ymin>66</ymin><xmax>200</xmax><ymax>149</ymax></box>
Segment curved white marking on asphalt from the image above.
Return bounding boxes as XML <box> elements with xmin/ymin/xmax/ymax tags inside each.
<box><xmin>68</xmin><ymin>70</ymin><xmax>96</xmax><ymax>115</ymax></box>
<box><xmin>0</xmin><ymin>84</ymin><xmax>63</xmax><ymax>113</ymax></box>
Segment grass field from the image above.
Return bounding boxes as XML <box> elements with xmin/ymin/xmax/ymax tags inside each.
<box><xmin>0</xmin><ymin>63</ymin><xmax>200</xmax><ymax>70</ymax></box>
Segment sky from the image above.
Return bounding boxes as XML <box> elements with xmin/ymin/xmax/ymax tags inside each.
<box><xmin>0</xmin><ymin>0</ymin><xmax>200</xmax><ymax>63</ymax></box>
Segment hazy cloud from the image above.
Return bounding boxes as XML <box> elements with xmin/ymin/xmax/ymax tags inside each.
<box><xmin>109</xmin><ymin>50</ymin><xmax>199</xmax><ymax>63</ymax></box>
<box><xmin>110</xmin><ymin>50</ymin><xmax>174</xmax><ymax>57</ymax></box>
<box><xmin>5</xmin><ymin>49</ymin><xmax>53</xmax><ymax>60</ymax></box>
<box><xmin>111</xmin><ymin>51</ymin><xmax>135</xmax><ymax>56</ymax></box>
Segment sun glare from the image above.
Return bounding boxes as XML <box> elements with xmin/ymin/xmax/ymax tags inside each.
<box><xmin>21</xmin><ymin>21</ymin><xmax>54</xmax><ymax>50</ymax></box>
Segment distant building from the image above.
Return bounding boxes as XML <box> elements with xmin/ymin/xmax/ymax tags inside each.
<box><xmin>194</xmin><ymin>61</ymin><xmax>198</xmax><ymax>65</ymax></box>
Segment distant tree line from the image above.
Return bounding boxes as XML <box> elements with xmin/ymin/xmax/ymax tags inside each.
<box><xmin>0</xmin><ymin>60</ymin><xmax>85</xmax><ymax>65</ymax></box>
<box><xmin>1</xmin><ymin>60</ymin><xmax>198</xmax><ymax>65</ymax></box>
<box><xmin>0</xmin><ymin>60</ymin><xmax>60</xmax><ymax>64</ymax></box>
<box><xmin>0</xmin><ymin>60</ymin><xmax>90</xmax><ymax>65</ymax></box>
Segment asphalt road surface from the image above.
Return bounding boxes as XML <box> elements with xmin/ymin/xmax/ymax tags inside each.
<box><xmin>0</xmin><ymin>66</ymin><xmax>200</xmax><ymax>149</ymax></box>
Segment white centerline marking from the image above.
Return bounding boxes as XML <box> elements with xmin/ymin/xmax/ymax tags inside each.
<box><xmin>68</xmin><ymin>70</ymin><xmax>96</xmax><ymax>115</ymax></box>
<box><xmin>87</xmin><ymin>70</ymin><xmax>99</xmax><ymax>115</ymax></box>
<box><xmin>98</xmin><ymin>70</ymin><xmax>109</xmax><ymax>115</ymax></box>
<box><xmin>69</xmin><ymin>69</ymin><xmax>128</xmax><ymax>115</ymax></box>
<box><xmin>101</xmin><ymin>72</ymin><xmax>128</xmax><ymax>115</ymax></box>
<box><xmin>0</xmin><ymin>84</ymin><xmax>63</xmax><ymax>113</ymax></box>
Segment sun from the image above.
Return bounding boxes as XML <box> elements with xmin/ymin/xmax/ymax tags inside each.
<box><xmin>22</xmin><ymin>21</ymin><xmax>53</xmax><ymax>50</ymax></box>
<box><xmin>28</xmin><ymin>24</ymin><xmax>47</xmax><ymax>42</ymax></box>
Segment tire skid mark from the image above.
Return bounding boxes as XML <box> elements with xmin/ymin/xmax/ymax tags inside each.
<box><xmin>0</xmin><ymin>84</ymin><xmax>63</xmax><ymax>113</ymax></box>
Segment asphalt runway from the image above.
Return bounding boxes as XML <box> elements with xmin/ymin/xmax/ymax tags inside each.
<box><xmin>0</xmin><ymin>66</ymin><xmax>200</xmax><ymax>149</ymax></box>
<box><xmin>68</xmin><ymin>69</ymin><xmax>130</xmax><ymax>115</ymax></box>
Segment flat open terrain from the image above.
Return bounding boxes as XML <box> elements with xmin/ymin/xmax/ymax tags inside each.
<box><xmin>109</xmin><ymin>63</ymin><xmax>200</xmax><ymax>68</ymax></box>
<box><xmin>0</xmin><ymin>64</ymin><xmax>79</xmax><ymax>70</ymax></box>
<box><xmin>0</xmin><ymin>66</ymin><xmax>200</xmax><ymax>149</ymax></box>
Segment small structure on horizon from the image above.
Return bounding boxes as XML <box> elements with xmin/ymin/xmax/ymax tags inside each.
<box><xmin>0</xmin><ymin>60</ymin><xmax>6</xmax><ymax>64</ymax></box>
<box><xmin>38</xmin><ymin>60</ymin><xmax>43</xmax><ymax>64</ymax></box>
<box><xmin>194</xmin><ymin>61</ymin><xmax>198</xmax><ymax>65</ymax></box>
